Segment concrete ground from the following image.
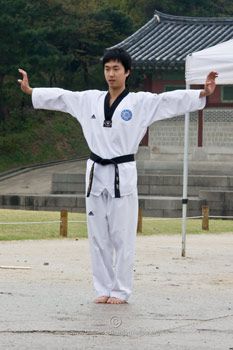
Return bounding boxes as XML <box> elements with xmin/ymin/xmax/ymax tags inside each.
<box><xmin>0</xmin><ymin>161</ymin><xmax>86</xmax><ymax>195</ymax></box>
<box><xmin>0</xmin><ymin>234</ymin><xmax>233</xmax><ymax>350</ymax></box>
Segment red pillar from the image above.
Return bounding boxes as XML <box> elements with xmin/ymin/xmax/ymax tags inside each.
<box><xmin>198</xmin><ymin>109</ymin><xmax>203</xmax><ymax>147</ymax></box>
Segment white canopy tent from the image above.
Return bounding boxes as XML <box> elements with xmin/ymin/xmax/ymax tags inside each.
<box><xmin>182</xmin><ymin>39</ymin><xmax>233</xmax><ymax>256</ymax></box>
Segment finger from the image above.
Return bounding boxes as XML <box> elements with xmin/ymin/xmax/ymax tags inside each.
<box><xmin>18</xmin><ymin>68</ymin><xmax>28</xmax><ymax>81</ymax></box>
<box><xmin>18</xmin><ymin>68</ymin><xmax>27</xmax><ymax>75</ymax></box>
<box><xmin>208</xmin><ymin>71</ymin><xmax>218</xmax><ymax>79</ymax></box>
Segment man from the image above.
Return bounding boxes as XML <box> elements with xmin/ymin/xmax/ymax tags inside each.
<box><xmin>18</xmin><ymin>48</ymin><xmax>217</xmax><ymax>304</ymax></box>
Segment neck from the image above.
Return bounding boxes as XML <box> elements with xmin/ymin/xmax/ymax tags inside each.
<box><xmin>109</xmin><ymin>86</ymin><xmax>126</xmax><ymax>101</ymax></box>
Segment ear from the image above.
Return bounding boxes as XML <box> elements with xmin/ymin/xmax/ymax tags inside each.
<box><xmin>125</xmin><ymin>69</ymin><xmax>131</xmax><ymax>78</ymax></box>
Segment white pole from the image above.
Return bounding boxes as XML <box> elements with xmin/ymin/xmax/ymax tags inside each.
<box><xmin>181</xmin><ymin>83</ymin><xmax>190</xmax><ymax>257</ymax></box>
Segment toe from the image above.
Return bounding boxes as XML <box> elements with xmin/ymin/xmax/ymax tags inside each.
<box><xmin>94</xmin><ymin>296</ymin><xmax>109</xmax><ymax>303</ymax></box>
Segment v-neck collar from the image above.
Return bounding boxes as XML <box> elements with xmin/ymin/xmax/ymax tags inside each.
<box><xmin>104</xmin><ymin>89</ymin><xmax>129</xmax><ymax>121</ymax></box>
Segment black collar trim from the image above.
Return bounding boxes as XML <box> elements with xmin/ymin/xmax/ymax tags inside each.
<box><xmin>104</xmin><ymin>89</ymin><xmax>129</xmax><ymax>121</ymax></box>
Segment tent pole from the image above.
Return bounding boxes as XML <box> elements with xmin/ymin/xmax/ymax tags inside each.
<box><xmin>181</xmin><ymin>83</ymin><xmax>190</xmax><ymax>257</ymax></box>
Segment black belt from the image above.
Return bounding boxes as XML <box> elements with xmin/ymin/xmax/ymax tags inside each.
<box><xmin>87</xmin><ymin>152</ymin><xmax>135</xmax><ymax>198</ymax></box>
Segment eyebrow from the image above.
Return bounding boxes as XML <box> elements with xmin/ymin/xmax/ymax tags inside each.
<box><xmin>104</xmin><ymin>64</ymin><xmax>120</xmax><ymax>68</ymax></box>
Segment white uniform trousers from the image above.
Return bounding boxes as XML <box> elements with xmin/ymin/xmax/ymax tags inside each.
<box><xmin>86</xmin><ymin>189</ymin><xmax>138</xmax><ymax>301</ymax></box>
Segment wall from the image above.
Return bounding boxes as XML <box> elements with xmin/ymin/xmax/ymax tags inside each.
<box><xmin>140</xmin><ymin>74</ymin><xmax>233</xmax><ymax>162</ymax></box>
<box><xmin>146</xmin><ymin>108</ymin><xmax>233</xmax><ymax>161</ymax></box>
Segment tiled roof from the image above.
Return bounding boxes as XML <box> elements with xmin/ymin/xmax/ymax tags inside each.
<box><xmin>111</xmin><ymin>10</ymin><xmax>233</xmax><ymax>70</ymax></box>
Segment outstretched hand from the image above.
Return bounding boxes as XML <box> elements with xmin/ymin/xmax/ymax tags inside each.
<box><xmin>18</xmin><ymin>69</ymin><xmax>33</xmax><ymax>95</ymax></box>
<box><xmin>200</xmin><ymin>71</ymin><xmax>218</xmax><ymax>97</ymax></box>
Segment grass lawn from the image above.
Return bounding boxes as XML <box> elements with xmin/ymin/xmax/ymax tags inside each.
<box><xmin>0</xmin><ymin>209</ymin><xmax>232</xmax><ymax>241</ymax></box>
<box><xmin>0</xmin><ymin>210</ymin><xmax>87</xmax><ymax>241</ymax></box>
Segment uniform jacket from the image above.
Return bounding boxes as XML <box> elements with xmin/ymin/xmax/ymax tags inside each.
<box><xmin>32</xmin><ymin>88</ymin><xmax>205</xmax><ymax>197</ymax></box>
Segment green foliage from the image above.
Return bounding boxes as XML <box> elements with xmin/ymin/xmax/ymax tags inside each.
<box><xmin>0</xmin><ymin>0</ymin><xmax>134</xmax><ymax>170</ymax></box>
<box><xmin>0</xmin><ymin>112</ymin><xmax>89</xmax><ymax>171</ymax></box>
<box><xmin>123</xmin><ymin>0</ymin><xmax>233</xmax><ymax>21</ymax></box>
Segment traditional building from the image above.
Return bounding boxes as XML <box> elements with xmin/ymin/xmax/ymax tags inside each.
<box><xmin>112</xmin><ymin>10</ymin><xmax>233</xmax><ymax>168</ymax></box>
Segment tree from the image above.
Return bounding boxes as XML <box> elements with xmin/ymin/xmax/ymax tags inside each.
<box><xmin>0</xmin><ymin>0</ymin><xmax>25</xmax><ymax>121</ymax></box>
<box><xmin>1</xmin><ymin>0</ymin><xmax>232</xmax><ymax>127</ymax></box>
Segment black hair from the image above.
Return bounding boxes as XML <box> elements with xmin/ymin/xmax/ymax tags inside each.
<box><xmin>102</xmin><ymin>48</ymin><xmax>132</xmax><ymax>73</ymax></box>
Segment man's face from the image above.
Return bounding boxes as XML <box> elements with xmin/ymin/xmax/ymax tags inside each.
<box><xmin>104</xmin><ymin>60</ymin><xmax>130</xmax><ymax>90</ymax></box>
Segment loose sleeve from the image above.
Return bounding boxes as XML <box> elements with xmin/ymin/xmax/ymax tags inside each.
<box><xmin>32</xmin><ymin>88</ymin><xmax>90</xmax><ymax>123</ymax></box>
<box><xmin>141</xmin><ymin>89</ymin><xmax>206</xmax><ymax>127</ymax></box>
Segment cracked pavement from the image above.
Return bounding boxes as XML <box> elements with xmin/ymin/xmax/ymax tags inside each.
<box><xmin>0</xmin><ymin>234</ymin><xmax>233</xmax><ymax>349</ymax></box>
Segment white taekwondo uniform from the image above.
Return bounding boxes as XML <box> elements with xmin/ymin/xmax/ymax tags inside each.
<box><xmin>32</xmin><ymin>88</ymin><xmax>205</xmax><ymax>300</ymax></box>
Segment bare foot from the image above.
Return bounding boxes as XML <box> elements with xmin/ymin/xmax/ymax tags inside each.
<box><xmin>94</xmin><ymin>296</ymin><xmax>109</xmax><ymax>304</ymax></box>
<box><xmin>107</xmin><ymin>297</ymin><xmax>127</xmax><ymax>304</ymax></box>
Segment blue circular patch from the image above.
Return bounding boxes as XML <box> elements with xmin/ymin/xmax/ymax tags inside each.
<box><xmin>121</xmin><ymin>109</ymin><xmax>132</xmax><ymax>121</ymax></box>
